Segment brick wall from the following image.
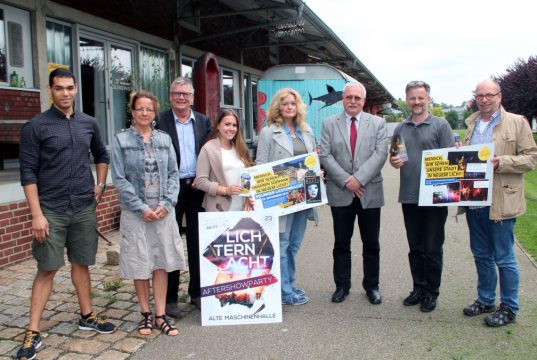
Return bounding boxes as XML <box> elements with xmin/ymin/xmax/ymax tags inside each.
<box><xmin>0</xmin><ymin>89</ymin><xmax>41</xmax><ymax>120</ymax></box>
<box><xmin>0</xmin><ymin>186</ymin><xmax>120</xmax><ymax>269</ymax></box>
<box><xmin>0</xmin><ymin>89</ymin><xmax>41</xmax><ymax>143</ymax></box>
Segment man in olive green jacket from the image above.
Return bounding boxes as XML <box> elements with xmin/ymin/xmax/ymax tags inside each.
<box><xmin>460</xmin><ymin>80</ymin><xmax>537</xmax><ymax>327</ymax></box>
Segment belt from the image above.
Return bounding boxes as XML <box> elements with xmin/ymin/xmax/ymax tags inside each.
<box><xmin>180</xmin><ymin>177</ymin><xmax>195</xmax><ymax>186</ymax></box>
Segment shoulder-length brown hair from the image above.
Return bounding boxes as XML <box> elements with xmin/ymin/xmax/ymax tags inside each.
<box><xmin>207</xmin><ymin>109</ymin><xmax>253</xmax><ymax>166</ymax></box>
<box><xmin>266</xmin><ymin>88</ymin><xmax>308</xmax><ymax>130</ymax></box>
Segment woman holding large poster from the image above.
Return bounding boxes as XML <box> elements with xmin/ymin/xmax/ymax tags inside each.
<box><xmin>195</xmin><ymin>109</ymin><xmax>254</xmax><ymax>211</ymax></box>
<box><xmin>256</xmin><ymin>88</ymin><xmax>317</xmax><ymax>306</ymax></box>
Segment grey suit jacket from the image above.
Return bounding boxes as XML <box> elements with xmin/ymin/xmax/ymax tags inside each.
<box><xmin>320</xmin><ymin>111</ymin><xmax>388</xmax><ymax>208</ymax></box>
<box><xmin>256</xmin><ymin>123</ymin><xmax>317</xmax><ymax>231</ymax></box>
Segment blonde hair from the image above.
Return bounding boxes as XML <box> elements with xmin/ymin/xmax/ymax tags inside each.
<box><xmin>266</xmin><ymin>88</ymin><xmax>308</xmax><ymax>131</ymax></box>
<box><xmin>207</xmin><ymin>109</ymin><xmax>253</xmax><ymax>166</ymax></box>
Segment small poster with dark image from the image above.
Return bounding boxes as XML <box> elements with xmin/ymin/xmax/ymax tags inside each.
<box><xmin>390</xmin><ymin>133</ymin><xmax>408</xmax><ymax>162</ymax></box>
<box><xmin>240</xmin><ymin>173</ymin><xmax>251</xmax><ymax>196</ymax></box>
<box><xmin>432</xmin><ymin>182</ymin><xmax>460</xmax><ymax>204</ymax></box>
<box><xmin>305</xmin><ymin>176</ymin><xmax>321</xmax><ymax>203</ymax></box>
<box><xmin>460</xmin><ymin>180</ymin><xmax>489</xmax><ymax>202</ymax></box>
<box><xmin>447</xmin><ymin>151</ymin><xmax>487</xmax><ymax>179</ymax></box>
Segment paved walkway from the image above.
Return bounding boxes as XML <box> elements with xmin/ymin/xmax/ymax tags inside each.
<box><xmin>1</xmin><ymin>162</ymin><xmax>536</xmax><ymax>359</ymax></box>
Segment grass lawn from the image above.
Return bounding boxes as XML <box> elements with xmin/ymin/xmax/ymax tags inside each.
<box><xmin>453</xmin><ymin>129</ymin><xmax>537</xmax><ymax>260</ymax></box>
<box><xmin>516</xmin><ymin>168</ymin><xmax>537</xmax><ymax>261</ymax></box>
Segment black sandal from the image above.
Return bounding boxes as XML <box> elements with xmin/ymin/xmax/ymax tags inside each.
<box><xmin>138</xmin><ymin>312</ymin><xmax>153</xmax><ymax>334</ymax></box>
<box><xmin>155</xmin><ymin>315</ymin><xmax>178</xmax><ymax>336</ymax></box>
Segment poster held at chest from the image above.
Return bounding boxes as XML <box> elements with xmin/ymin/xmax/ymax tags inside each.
<box><xmin>240</xmin><ymin>152</ymin><xmax>327</xmax><ymax>216</ymax></box>
<box><xmin>418</xmin><ymin>143</ymin><xmax>494</xmax><ymax>206</ymax></box>
<box><xmin>198</xmin><ymin>211</ymin><xmax>282</xmax><ymax>326</ymax></box>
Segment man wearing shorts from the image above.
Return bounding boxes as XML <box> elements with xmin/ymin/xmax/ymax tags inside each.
<box><xmin>17</xmin><ymin>68</ymin><xmax>114</xmax><ymax>360</ymax></box>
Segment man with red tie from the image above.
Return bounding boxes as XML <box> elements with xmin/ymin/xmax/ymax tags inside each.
<box><xmin>389</xmin><ymin>81</ymin><xmax>454</xmax><ymax>312</ymax></box>
<box><xmin>320</xmin><ymin>82</ymin><xmax>388</xmax><ymax>305</ymax></box>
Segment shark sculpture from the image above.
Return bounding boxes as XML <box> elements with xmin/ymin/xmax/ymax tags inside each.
<box><xmin>309</xmin><ymin>84</ymin><xmax>343</xmax><ymax>109</ymax></box>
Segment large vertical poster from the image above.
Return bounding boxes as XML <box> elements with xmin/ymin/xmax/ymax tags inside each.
<box><xmin>198</xmin><ymin>211</ymin><xmax>282</xmax><ymax>326</ymax></box>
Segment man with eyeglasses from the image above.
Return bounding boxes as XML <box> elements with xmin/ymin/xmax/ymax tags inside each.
<box><xmin>389</xmin><ymin>81</ymin><xmax>454</xmax><ymax>313</ymax></box>
<box><xmin>156</xmin><ymin>77</ymin><xmax>211</xmax><ymax>316</ymax></box>
<box><xmin>459</xmin><ymin>80</ymin><xmax>537</xmax><ymax>327</ymax></box>
<box><xmin>320</xmin><ymin>82</ymin><xmax>387</xmax><ymax>305</ymax></box>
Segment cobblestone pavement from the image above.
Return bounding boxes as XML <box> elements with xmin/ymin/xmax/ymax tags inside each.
<box><xmin>0</xmin><ymin>231</ymin><xmax>194</xmax><ymax>359</ymax></box>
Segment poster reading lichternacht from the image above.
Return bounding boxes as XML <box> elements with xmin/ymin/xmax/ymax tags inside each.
<box><xmin>418</xmin><ymin>143</ymin><xmax>494</xmax><ymax>206</ymax></box>
<box><xmin>240</xmin><ymin>152</ymin><xmax>327</xmax><ymax>216</ymax></box>
<box><xmin>198</xmin><ymin>211</ymin><xmax>282</xmax><ymax>326</ymax></box>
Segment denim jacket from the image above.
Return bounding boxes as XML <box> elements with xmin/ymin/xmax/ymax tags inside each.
<box><xmin>111</xmin><ymin>128</ymin><xmax>179</xmax><ymax>217</ymax></box>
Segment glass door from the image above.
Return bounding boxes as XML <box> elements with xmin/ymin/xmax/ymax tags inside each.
<box><xmin>78</xmin><ymin>30</ymin><xmax>137</xmax><ymax>145</ymax></box>
<box><xmin>79</xmin><ymin>37</ymin><xmax>107</xmax><ymax>141</ymax></box>
<box><xmin>110</xmin><ymin>44</ymin><xmax>134</xmax><ymax>133</ymax></box>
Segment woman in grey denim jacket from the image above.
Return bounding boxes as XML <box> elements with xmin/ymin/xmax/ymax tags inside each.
<box><xmin>111</xmin><ymin>90</ymin><xmax>185</xmax><ymax>337</ymax></box>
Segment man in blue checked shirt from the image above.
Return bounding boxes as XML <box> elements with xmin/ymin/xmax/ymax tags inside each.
<box><xmin>17</xmin><ymin>68</ymin><xmax>114</xmax><ymax>360</ymax></box>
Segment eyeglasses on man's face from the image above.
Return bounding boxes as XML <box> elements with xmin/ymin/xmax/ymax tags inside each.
<box><xmin>170</xmin><ymin>91</ymin><xmax>192</xmax><ymax>98</ymax></box>
<box><xmin>474</xmin><ymin>92</ymin><xmax>500</xmax><ymax>101</ymax></box>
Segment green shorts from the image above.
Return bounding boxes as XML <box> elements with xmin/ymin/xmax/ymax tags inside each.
<box><xmin>33</xmin><ymin>201</ymin><xmax>98</xmax><ymax>271</ymax></box>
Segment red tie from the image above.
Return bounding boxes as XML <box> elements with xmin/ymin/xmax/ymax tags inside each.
<box><xmin>350</xmin><ymin>116</ymin><xmax>357</xmax><ymax>160</ymax></box>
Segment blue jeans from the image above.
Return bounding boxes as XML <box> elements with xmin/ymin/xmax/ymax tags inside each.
<box><xmin>466</xmin><ymin>207</ymin><xmax>519</xmax><ymax>312</ymax></box>
<box><xmin>280</xmin><ymin>210</ymin><xmax>309</xmax><ymax>301</ymax></box>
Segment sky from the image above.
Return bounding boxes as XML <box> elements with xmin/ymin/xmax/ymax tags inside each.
<box><xmin>305</xmin><ymin>0</ymin><xmax>536</xmax><ymax>106</ymax></box>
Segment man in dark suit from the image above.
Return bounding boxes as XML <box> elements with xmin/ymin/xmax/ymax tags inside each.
<box><xmin>320</xmin><ymin>82</ymin><xmax>388</xmax><ymax>305</ymax></box>
<box><xmin>156</xmin><ymin>77</ymin><xmax>211</xmax><ymax>317</ymax></box>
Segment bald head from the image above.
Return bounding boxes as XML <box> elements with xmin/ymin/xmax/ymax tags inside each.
<box><xmin>474</xmin><ymin>80</ymin><xmax>502</xmax><ymax>119</ymax></box>
<box><xmin>476</xmin><ymin>80</ymin><xmax>501</xmax><ymax>94</ymax></box>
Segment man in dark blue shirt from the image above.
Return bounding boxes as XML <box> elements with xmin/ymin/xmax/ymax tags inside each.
<box><xmin>16</xmin><ymin>68</ymin><xmax>114</xmax><ymax>360</ymax></box>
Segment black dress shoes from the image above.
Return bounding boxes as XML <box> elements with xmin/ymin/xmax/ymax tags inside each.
<box><xmin>366</xmin><ymin>289</ymin><xmax>382</xmax><ymax>305</ymax></box>
<box><xmin>190</xmin><ymin>297</ymin><xmax>201</xmax><ymax>310</ymax></box>
<box><xmin>331</xmin><ymin>288</ymin><xmax>349</xmax><ymax>303</ymax></box>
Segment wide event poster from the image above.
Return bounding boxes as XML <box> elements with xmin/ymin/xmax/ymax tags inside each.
<box><xmin>240</xmin><ymin>152</ymin><xmax>327</xmax><ymax>216</ymax></box>
<box><xmin>198</xmin><ymin>210</ymin><xmax>282</xmax><ymax>326</ymax></box>
<box><xmin>418</xmin><ymin>143</ymin><xmax>494</xmax><ymax>206</ymax></box>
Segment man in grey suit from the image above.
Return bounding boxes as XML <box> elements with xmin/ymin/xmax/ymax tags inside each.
<box><xmin>156</xmin><ymin>77</ymin><xmax>212</xmax><ymax>316</ymax></box>
<box><xmin>320</xmin><ymin>82</ymin><xmax>388</xmax><ymax>304</ymax></box>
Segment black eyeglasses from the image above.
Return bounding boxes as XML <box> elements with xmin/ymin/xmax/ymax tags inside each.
<box><xmin>474</xmin><ymin>92</ymin><xmax>500</xmax><ymax>101</ymax></box>
<box><xmin>170</xmin><ymin>91</ymin><xmax>192</xmax><ymax>98</ymax></box>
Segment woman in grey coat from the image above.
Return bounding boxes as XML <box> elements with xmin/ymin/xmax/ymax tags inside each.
<box><xmin>256</xmin><ymin>88</ymin><xmax>317</xmax><ymax>306</ymax></box>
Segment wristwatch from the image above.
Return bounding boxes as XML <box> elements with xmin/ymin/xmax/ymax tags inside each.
<box><xmin>97</xmin><ymin>183</ymin><xmax>106</xmax><ymax>192</ymax></box>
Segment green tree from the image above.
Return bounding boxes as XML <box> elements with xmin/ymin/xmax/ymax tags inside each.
<box><xmin>445</xmin><ymin>110</ymin><xmax>459</xmax><ymax>129</ymax></box>
<box><xmin>395</xmin><ymin>99</ymin><xmax>410</xmax><ymax>118</ymax></box>
<box><xmin>431</xmin><ymin>106</ymin><xmax>445</xmax><ymax>118</ymax></box>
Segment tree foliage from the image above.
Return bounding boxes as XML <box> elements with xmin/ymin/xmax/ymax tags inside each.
<box><xmin>395</xmin><ymin>99</ymin><xmax>410</xmax><ymax>118</ymax></box>
<box><xmin>431</xmin><ymin>106</ymin><xmax>445</xmax><ymax>118</ymax></box>
<box><xmin>493</xmin><ymin>55</ymin><xmax>537</xmax><ymax>121</ymax></box>
<box><xmin>445</xmin><ymin>110</ymin><xmax>459</xmax><ymax>129</ymax></box>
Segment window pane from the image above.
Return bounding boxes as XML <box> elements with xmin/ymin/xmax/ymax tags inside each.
<box><xmin>0</xmin><ymin>10</ymin><xmax>6</xmax><ymax>82</ymax></box>
<box><xmin>110</xmin><ymin>45</ymin><xmax>133</xmax><ymax>133</ymax></box>
<box><xmin>181</xmin><ymin>59</ymin><xmax>192</xmax><ymax>78</ymax></box>
<box><xmin>251</xmin><ymin>79</ymin><xmax>259</xmax><ymax>137</ymax></box>
<box><xmin>46</xmin><ymin>21</ymin><xmax>72</xmax><ymax>69</ymax></box>
<box><xmin>222</xmin><ymin>69</ymin><xmax>234</xmax><ymax>106</ymax></box>
<box><xmin>140</xmin><ymin>47</ymin><xmax>170</xmax><ymax>108</ymax></box>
